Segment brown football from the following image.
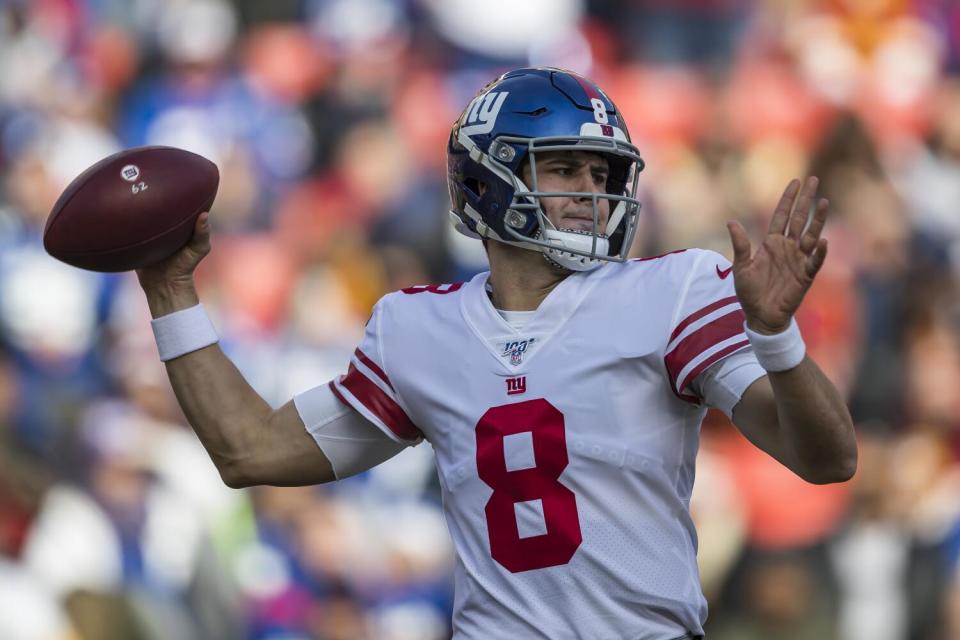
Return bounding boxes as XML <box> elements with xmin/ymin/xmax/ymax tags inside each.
<box><xmin>43</xmin><ymin>146</ymin><xmax>219</xmax><ymax>272</ymax></box>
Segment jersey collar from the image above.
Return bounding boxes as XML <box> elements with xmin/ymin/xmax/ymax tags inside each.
<box><xmin>459</xmin><ymin>266</ymin><xmax>607</xmax><ymax>372</ymax></box>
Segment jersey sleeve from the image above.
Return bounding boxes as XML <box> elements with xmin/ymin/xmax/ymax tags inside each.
<box><xmin>664</xmin><ymin>249</ymin><xmax>757</xmax><ymax>405</ymax></box>
<box><xmin>330</xmin><ymin>297</ymin><xmax>424</xmax><ymax>446</ymax></box>
<box><xmin>689</xmin><ymin>349</ymin><xmax>766</xmax><ymax>418</ymax></box>
<box><xmin>293</xmin><ymin>382</ymin><xmax>407</xmax><ymax>479</ymax></box>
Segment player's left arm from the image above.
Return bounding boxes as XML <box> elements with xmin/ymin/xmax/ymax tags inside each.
<box><xmin>725</xmin><ymin>177</ymin><xmax>857</xmax><ymax>484</ymax></box>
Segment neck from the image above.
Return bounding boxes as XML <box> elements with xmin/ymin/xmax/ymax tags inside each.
<box><xmin>486</xmin><ymin>241</ymin><xmax>571</xmax><ymax>311</ymax></box>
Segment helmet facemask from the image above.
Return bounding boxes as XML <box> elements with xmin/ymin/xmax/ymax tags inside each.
<box><xmin>489</xmin><ymin>135</ymin><xmax>644</xmax><ymax>271</ymax></box>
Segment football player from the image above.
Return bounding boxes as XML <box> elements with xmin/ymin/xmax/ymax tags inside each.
<box><xmin>137</xmin><ymin>68</ymin><xmax>857</xmax><ymax>640</ymax></box>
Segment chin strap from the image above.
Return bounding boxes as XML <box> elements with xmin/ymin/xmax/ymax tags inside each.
<box><xmin>539</xmin><ymin>229</ymin><xmax>609</xmax><ymax>271</ymax></box>
<box><xmin>535</xmin><ymin>211</ymin><xmax>610</xmax><ymax>272</ymax></box>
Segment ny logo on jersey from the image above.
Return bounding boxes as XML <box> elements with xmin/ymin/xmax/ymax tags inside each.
<box><xmin>502</xmin><ymin>338</ymin><xmax>535</xmax><ymax>365</ymax></box>
<box><xmin>460</xmin><ymin>91</ymin><xmax>509</xmax><ymax>136</ymax></box>
<box><xmin>505</xmin><ymin>376</ymin><xmax>527</xmax><ymax>396</ymax></box>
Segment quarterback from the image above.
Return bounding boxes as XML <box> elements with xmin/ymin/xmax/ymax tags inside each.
<box><xmin>137</xmin><ymin>68</ymin><xmax>857</xmax><ymax>639</ymax></box>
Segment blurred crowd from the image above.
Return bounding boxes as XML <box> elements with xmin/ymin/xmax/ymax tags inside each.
<box><xmin>1</xmin><ymin>0</ymin><xmax>960</xmax><ymax>638</ymax></box>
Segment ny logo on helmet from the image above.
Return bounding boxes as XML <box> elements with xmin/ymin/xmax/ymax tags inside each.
<box><xmin>460</xmin><ymin>91</ymin><xmax>509</xmax><ymax>136</ymax></box>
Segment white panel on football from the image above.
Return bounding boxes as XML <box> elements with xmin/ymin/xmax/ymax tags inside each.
<box><xmin>503</xmin><ymin>431</ymin><xmax>536</xmax><ymax>472</ymax></box>
<box><xmin>514</xmin><ymin>499</ymin><xmax>547</xmax><ymax>539</ymax></box>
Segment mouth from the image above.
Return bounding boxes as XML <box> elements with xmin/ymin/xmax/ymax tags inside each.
<box><xmin>560</xmin><ymin>217</ymin><xmax>599</xmax><ymax>232</ymax></box>
<box><xmin>555</xmin><ymin>227</ymin><xmax>609</xmax><ymax>240</ymax></box>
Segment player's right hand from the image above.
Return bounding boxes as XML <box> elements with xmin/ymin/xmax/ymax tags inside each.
<box><xmin>136</xmin><ymin>212</ymin><xmax>212</xmax><ymax>294</ymax></box>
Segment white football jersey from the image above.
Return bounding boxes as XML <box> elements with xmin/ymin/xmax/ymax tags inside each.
<box><xmin>329</xmin><ymin>248</ymin><xmax>765</xmax><ymax>640</ymax></box>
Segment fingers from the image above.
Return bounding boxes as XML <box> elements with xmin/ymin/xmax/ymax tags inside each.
<box><xmin>805</xmin><ymin>238</ymin><xmax>828</xmax><ymax>278</ymax></box>
<box><xmin>799</xmin><ymin>198</ymin><xmax>829</xmax><ymax>254</ymax></box>
<box><xmin>727</xmin><ymin>220</ymin><xmax>752</xmax><ymax>266</ymax></box>
<box><xmin>769</xmin><ymin>178</ymin><xmax>801</xmax><ymax>236</ymax></box>
<box><xmin>786</xmin><ymin>176</ymin><xmax>818</xmax><ymax>240</ymax></box>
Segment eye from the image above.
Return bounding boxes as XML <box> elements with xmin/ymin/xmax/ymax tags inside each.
<box><xmin>592</xmin><ymin>172</ymin><xmax>608</xmax><ymax>185</ymax></box>
<box><xmin>551</xmin><ymin>166</ymin><xmax>573</xmax><ymax>176</ymax></box>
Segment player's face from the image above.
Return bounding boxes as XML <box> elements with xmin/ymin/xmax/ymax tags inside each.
<box><xmin>521</xmin><ymin>150</ymin><xmax>611</xmax><ymax>233</ymax></box>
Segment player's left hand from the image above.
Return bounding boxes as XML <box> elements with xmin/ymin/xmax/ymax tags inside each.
<box><xmin>726</xmin><ymin>176</ymin><xmax>829</xmax><ymax>335</ymax></box>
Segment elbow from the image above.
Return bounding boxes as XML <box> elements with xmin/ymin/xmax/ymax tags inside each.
<box><xmin>798</xmin><ymin>417</ymin><xmax>859</xmax><ymax>485</ymax></box>
<box><xmin>217</xmin><ymin>460</ymin><xmax>258</xmax><ymax>489</ymax></box>
<box><xmin>802</xmin><ymin>451</ymin><xmax>858</xmax><ymax>485</ymax></box>
<box><xmin>837</xmin><ymin>451</ymin><xmax>859</xmax><ymax>483</ymax></box>
<box><xmin>804</xmin><ymin>463</ymin><xmax>856</xmax><ymax>485</ymax></box>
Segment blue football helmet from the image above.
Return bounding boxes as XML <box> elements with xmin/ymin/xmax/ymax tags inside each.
<box><xmin>447</xmin><ymin>67</ymin><xmax>644</xmax><ymax>271</ymax></box>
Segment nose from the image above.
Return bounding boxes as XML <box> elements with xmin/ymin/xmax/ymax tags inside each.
<box><xmin>570</xmin><ymin>170</ymin><xmax>609</xmax><ymax>224</ymax></box>
<box><xmin>573</xmin><ymin>170</ymin><xmax>603</xmax><ymax>199</ymax></box>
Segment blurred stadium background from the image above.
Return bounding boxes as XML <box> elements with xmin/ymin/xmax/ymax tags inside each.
<box><xmin>1</xmin><ymin>0</ymin><xmax>959</xmax><ymax>638</ymax></box>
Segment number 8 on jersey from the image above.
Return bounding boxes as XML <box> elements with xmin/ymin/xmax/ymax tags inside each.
<box><xmin>475</xmin><ymin>399</ymin><xmax>583</xmax><ymax>573</ymax></box>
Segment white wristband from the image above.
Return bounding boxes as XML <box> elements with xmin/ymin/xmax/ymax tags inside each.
<box><xmin>151</xmin><ymin>303</ymin><xmax>219</xmax><ymax>362</ymax></box>
<box><xmin>744</xmin><ymin>317</ymin><xmax>805</xmax><ymax>372</ymax></box>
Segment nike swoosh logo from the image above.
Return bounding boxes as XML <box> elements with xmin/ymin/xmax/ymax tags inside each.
<box><xmin>716</xmin><ymin>265</ymin><xmax>733</xmax><ymax>279</ymax></box>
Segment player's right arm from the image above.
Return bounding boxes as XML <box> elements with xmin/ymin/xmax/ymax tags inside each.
<box><xmin>136</xmin><ymin>214</ymin><xmax>404</xmax><ymax>488</ymax></box>
<box><xmin>154</xmin><ymin>337</ymin><xmax>334</xmax><ymax>488</ymax></box>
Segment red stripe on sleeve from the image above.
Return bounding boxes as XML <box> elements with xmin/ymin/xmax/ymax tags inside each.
<box><xmin>665</xmin><ymin>309</ymin><xmax>746</xmax><ymax>390</ymax></box>
<box><xmin>340</xmin><ymin>363</ymin><xmax>422</xmax><ymax>441</ymax></box>
<box><xmin>669</xmin><ymin>295</ymin><xmax>739</xmax><ymax>343</ymax></box>
<box><xmin>355</xmin><ymin>348</ymin><xmax>393</xmax><ymax>391</ymax></box>
<box><xmin>329</xmin><ymin>379</ymin><xmax>347</xmax><ymax>405</ymax></box>
<box><xmin>676</xmin><ymin>339</ymin><xmax>751</xmax><ymax>401</ymax></box>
